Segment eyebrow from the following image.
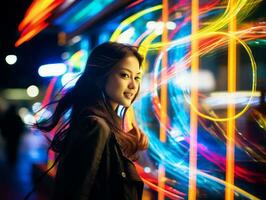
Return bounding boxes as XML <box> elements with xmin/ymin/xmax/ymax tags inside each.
<box><xmin>120</xmin><ymin>68</ymin><xmax>142</xmax><ymax>75</ymax></box>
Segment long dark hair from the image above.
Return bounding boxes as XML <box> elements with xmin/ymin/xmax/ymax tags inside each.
<box><xmin>35</xmin><ymin>41</ymin><xmax>148</xmax><ymax>160</ymax></box>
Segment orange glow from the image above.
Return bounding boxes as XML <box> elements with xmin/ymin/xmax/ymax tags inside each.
<box><xmin>197</xmin><ymin>170</ymin><xmax>260</xmax><ymax>200</ymax></box>
<box><xmin>16</xmin><ymin>0</ymin><xmax>64</xmax><ymax>47</ymax></box>
<box><xmin>18</xmin><ymin>2</ymin><xmax>57</xmax><ymax>31</ymax></box>
<box><xmin>160</xmin><ymin>0</ymin><xmax>169</xmax><ymax>144</ymax></box>
<box><xmin>15</xmin><ymin>21</ymin><xmax>49</xmax><ymax>47</ymax></box>
<box><xmin>42</xmin><ymin>77</ymin><xmax>58</xmax><ymax>173</ymax></box>
<box><xmin>158</xmin><ymin>1</ymin><xmax>169</xmax><ymax>200</ymax></box>
<box><xmin>188</xmin><ymin>0</ymin><xmax>199</xmax><ymax>199</ymax></box>
<box><xmin>42</xmin><ymin>77</ymin><xmax>58</xmax><ymax>109</ymax></box>
<box><xmin>135</xmin><ymin>163</ymin><xmax>186</xmax><ymax>199</ymax></box>
<box><xmin>142</xmin><ymin>178</ymin><xmax>184</xmax><ymax>200</ymax></box>
<box><xmin>226</xmin><ymin>0</ymin><xmax>237</xmax><ymax>199</ymax></box>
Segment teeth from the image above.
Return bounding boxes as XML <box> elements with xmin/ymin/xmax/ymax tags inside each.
<box><xmin>124</xmin><ymin>93</ymin><xmax>132</xmax><ymax>98</ymax></box>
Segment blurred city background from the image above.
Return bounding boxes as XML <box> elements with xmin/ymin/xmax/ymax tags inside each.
<box><xmin>0</xmin><ymin>0</ymin><xmax>266</xmax><ymax>200</ymax></box>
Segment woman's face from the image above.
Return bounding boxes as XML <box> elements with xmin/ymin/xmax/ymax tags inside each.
<box><xmin>105</xmin><ymin>56</ymin><xmax>142</xmax><ymax>110</ymax></box>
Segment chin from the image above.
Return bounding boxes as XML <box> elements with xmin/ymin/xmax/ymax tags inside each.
<box><xmin>121</xmin><ymin>101</ymin><xmax>132</xmax><ymax>107</ymax></box>
<box><xmin>121</xmin><ymin>103</ymin><xmax>130</xmax><ymax>108</ymax></box>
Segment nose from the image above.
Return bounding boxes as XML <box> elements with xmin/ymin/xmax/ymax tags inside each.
<box><xmin>128</xmin><ymin>78</ymin><xmax>138</xmax><ymax>90</ymax></box>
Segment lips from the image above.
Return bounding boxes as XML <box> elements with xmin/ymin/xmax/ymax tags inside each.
<box><xmin>124</xmin><ymin>92</ymin><xmax>134</xmax><ymax>99</ymax></box>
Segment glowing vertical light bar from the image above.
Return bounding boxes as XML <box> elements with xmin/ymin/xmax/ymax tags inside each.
<box><xmin>188</xmin><ymin>0</ymin><xmax>199</xmax><ymax>199</ymax></box>
<box><xmin>42</xmin><ymin>77</ymin><xmax>58</xmax><ymax>173</ymax></box>
<box><xmin>158</xmin><ymin>0</ymin><xmax>168</xmax><ymax>200</ymax></box>
<box><xmin>226</xmin><ymin>0</ymin><xmax>236</xmax><ymax>199</ymax></box>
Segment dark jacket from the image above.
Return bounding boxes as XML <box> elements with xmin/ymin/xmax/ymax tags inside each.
<box><xmin>52</xmin><ymin>115</ymin><xmax>144</xmax><ymax>200</ymax></box>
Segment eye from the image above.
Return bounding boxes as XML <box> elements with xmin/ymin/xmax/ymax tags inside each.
<box><xmin>135</xmin><ymin>77</ymin><xmax>141</xmax><ymax>81</ymax></box>
<box><xmin>120</xmin><ymin>73</ymin><xmax>130</xmax><ymax>78</ymax></box>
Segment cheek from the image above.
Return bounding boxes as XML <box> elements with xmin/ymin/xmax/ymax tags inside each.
<box><xmin>105</xmin><ymin>76</ymin><xmax>123</xmax><ymax>96</ymax></box>
<box><xmin>112</xmin><ymin>76</ymin><xmax>125</xmax><ymax>88</ymax></box>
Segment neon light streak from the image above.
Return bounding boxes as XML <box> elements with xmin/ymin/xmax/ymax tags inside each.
<box><xmin>226</xmin><ymin>0</ymin><xmax>237</xmax><ymax>199</ymax></box>
<box><xmin>15</xmin><ymin>22</ymin><xmax>49</xmax><ymax>47</ymax></box>
<box><xmin>16</xmin><ymin>0</ymin><xmax>64</xmax><ymax>46</ymax></box>
<box><xmin>158</xmin><ymin>1</ymin><xmax>168</xmax><ymax>199</ymax></box>
<box><xmin>41</xmin><ymin>77</ymin><xmax>58</xmax><ymax>113</ymax></box>
<box><xmin>138</xmin><ymin>32</ymin><xmax>159</xmax><ymax>70</ymax></box>
<box><xmin>110</xmin><ymin>5</ymin><xmax>162</xmax><ymax>41</ymax></box>
<box><xmin>142</xmin><ymin>178</ymin><xmax>185</xmax><ymax>200</ymax></box>
<box><xmin>148</xmin><ymin>0</ymin><xmax>261</xmax><ymax>50</ymax></box>
<box><xmin>40</xmin><ymin>77</ymin><xmax>59</xmax><ymax>173</ymax></box>
<box><xmin>197</xmin><ymin>170</ymin><xmax>260</xmax><ymax>200</ymax></box>
<box><xmin>188</xmin><ymin>0</ymin><xmax>199</xmax><ymax>199</ymax></box>
<box><xmin>184</xmin><ymin>32</ymin><xmax>257</xmax><ymax>122</ymax></box>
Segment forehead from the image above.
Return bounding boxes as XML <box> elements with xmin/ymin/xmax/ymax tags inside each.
<box><xmin>115</xmin><ymin>56</ymin><xmax>142</xmax><ymax>74</ymax></box>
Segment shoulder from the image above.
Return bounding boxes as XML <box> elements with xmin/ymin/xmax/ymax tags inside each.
<box><xmin>77</xmin><ymin>115</ymin><xmax>111</xmax><ymax>139</ymax></box>
<box><xmin>85</xmin><ymin>115</ymin><xmax>109</xmax><ymax>130</ymax></box>
<box><xmin>66</xmin><ymin>115</ymin><xmax>112</xmax><ymax>152</ymax></box>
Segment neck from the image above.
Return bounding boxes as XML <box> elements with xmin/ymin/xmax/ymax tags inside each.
<box><xmin>108</xmin><ymin>100</ymin><xmax>118</xmax><ymax>111</ymax></box>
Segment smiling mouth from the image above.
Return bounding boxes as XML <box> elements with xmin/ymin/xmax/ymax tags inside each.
<box><xmin>124</xmin><ymin>92</ymin><xmax>134</xmax><ymax>99</ymax></box>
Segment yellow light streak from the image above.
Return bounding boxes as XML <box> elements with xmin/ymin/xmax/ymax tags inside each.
<box><xmin>185</xmin><ymin>32</ymin><xmax>257</xmax><ymax>122</ymax></box>
<box><xmin>138</xmin><ymin>32</ymin><xmax>159</xmax><ymax>71</ymax></box>
<box><xmin>15</xmin><ymin>22</ymin><xmax>48</xmax><ymax>47</ymax></box>
<box><xmin>197</xmin><ymin>170</ymin><xmax>260</xmax><ymax>200</ymax></box>
<box><xmin>226</xmin><ymin>0</ymin><xmax>237</xmax><ymax>199</ymax></box>
<box><xmin>188</xmin><ymin>0</ymin><xmax>199</xmax><ymax>199</ymax></box>
<box><xmin>19</xmin><ymin>0</ymin><xmax>55</xmax><ymax>30</ymax></box>
<box><xmin>148</xmin><ymin>0</ymin><xmax>261</xmax><ymax>50</ymax></box>
<box><xmin>110</xmin><ymin>5</ymin><xmax>162</xmax><ymax>41</ymax></box>
<box><xmin>158</xmin><ymin>1</ymin><xmax>168</xmax><ymax>199</ymax></box>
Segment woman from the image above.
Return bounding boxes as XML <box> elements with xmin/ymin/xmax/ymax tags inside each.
<box><xmin>36</xmin><ymin>42</ymin><xmax>149</xmax><ymax>200</ymax></box>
